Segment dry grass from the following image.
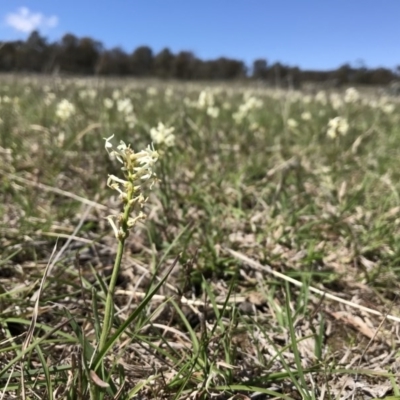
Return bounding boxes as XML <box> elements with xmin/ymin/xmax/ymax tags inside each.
<box><xmin>1</xmin><ymin>75</ymin><xmax>400</xmax><ymax>399</ymax></box>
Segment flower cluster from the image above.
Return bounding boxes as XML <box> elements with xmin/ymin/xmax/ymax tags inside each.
<box><xmin>44</xmin><ymin>92</ymin><xmax>56</xmax><ymax>106</ymax></box>
<box><xmin>103</xmin><ymin>98</ymin><xmax>114</xmax><ymax>109</ymax></box>
<box><xmin>232</xmin><ymin>94</ymin><xmax>263</xmax><ymax>124</ymax></box>
<box><xmin>115</xmin><ymin>98</ymin><xmax>137</xmax><ymax>128</ymax></box>
<box><xmin>344</xmin><ymin>87</ymin><xmax>360</xmax><ymax>103</ymax></box>
<box><xmin>198</xmin><ymin>89</ymin><xmax>215</xmax><ymax>109</ymax></box>
<box><xmin>147</xmin><ymin>87</ymin><xmax>158</xmax><ymax>96</ymax></box>
<box><xmin>329</xmin><ymin>93</ymin><xmax>343</xmax><ymax>110</ymax></box>
<box><xmin>301</xmin><ymin>111</ymin><xmax>312</xmax><ymax>121</ymax></box>
<box><xmin>375</xmin><ymin>97</ymin><xmax>396</xmax><ymax>114</ymax></box>
<box><xmin>104</xmin><ymin>135</ymin><xmax>159</xmax><ymax>239</ymax></box>
<box><xmin>327</xmin><ymin>116</ymin><xmax>349</xmax><ymax>139</ymax></box>
<box><xmin>287</xmin><ymin>118</ymin><xmax>298</xmax><ymax>129</ymax></box>
<box><xmin>197</xmin><ymin>89</ymin><xmax>220</xmax><ymax>118</ymax></box>
<box><xmin>79</xmin><ymin>89</ymin><xmax>97</xmax><ymax>100</ymax></box>
<box><xmin>315</xmin><ymin>91</ymin><xmax>328</xmax><ymax>105</ymax></box>
<box><xmin>56</xmin><ymin>99</ymin><xmax>75</xmax><ymax>121</ymax></box>
<box><xmin>150</xmin><ymin>122</ymin><xmax>175</xmax><ymax>147</ymax></box>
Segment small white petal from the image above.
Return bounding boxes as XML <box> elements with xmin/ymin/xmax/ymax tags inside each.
<box><xmin>106</xmin><ymin>215</ymin><xmax>119</xmax><ymax>238</ymax></box>
<box><xmin>107</xmin><ymin>174</ymin><xmax>128</xmax><ymax>186</ymax></box>
<box><xmin>104</xmin><ymin>135</ymin><xmax>115</xmax><ymax>151</ymax></box>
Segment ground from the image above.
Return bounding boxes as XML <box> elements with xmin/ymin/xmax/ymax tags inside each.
<box><xmin>0</xmin><ymin>76</ymin><xmax>400</xmax><ymax>399</ymax></box>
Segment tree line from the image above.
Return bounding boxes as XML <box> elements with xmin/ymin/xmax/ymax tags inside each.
<box><xmin>0</xmin><ymin>31</ymin><xmax>398</xmax><ymax>86</ymax></box>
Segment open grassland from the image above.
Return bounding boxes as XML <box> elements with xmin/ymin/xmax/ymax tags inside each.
<box><xmin>1</xmin><ymin>76</ymin><xmax>400</xmax><ymax>399</ymax></box>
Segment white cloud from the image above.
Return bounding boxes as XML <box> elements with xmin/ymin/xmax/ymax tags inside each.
<box><xmin>5</xmin><ymin>7</ymin><xmax>58</xmax><ymax>33</ymax></box>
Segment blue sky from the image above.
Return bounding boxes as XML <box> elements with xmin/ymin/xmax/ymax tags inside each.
<box><xmin>0</xmin><ymin>1</ymin><xmax>399</xmax><ymax>71</ymax></box>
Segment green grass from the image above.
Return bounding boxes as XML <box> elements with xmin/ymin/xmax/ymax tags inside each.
<box><xmin>1</xmin><ymin>76</ymin><xmax>400</xmax><ymax>399</ymax></box>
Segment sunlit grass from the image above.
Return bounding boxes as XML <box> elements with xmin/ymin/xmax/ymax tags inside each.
<box><xmin>1</xmin><ymin>76</ymin><xmax>400</xmax><ymax>398</ymax></box>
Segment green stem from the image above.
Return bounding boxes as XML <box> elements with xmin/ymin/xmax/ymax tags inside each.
<box><xmin>98</xmin><ymin>233</ymin><xmax>126</xmax><ymax>352</ymax></box>
<box><xmin>99</xmin><ymin>186</ymin><xmax>134</xmax><ymax>353</ymax></box>
<box><xmin>90</xmin><ymin>382</ymin><xmax>98</xmax><ymax>400</ymax></box>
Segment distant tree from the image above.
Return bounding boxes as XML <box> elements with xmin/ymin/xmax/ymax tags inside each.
<box><xmin>15</xmin><ymin>31</ymin><xmax>48</xmax><ymax>72</ymax></box>
<box><xmin>130</xmin><ymin>46</ymin><xmax>153</xmax><ymax>76</ymax></box>
<box><xmin>368</xmin><ymin>68</ymin><xmax>394</xmax><ymax>85</ymax></box>
<box><xmin>305</xmin><ymin>70</ymin><xmax>324</xmax><ymax>82</ymax></box>
<box><xmin>56</xmin><ymin>33</ymin><xmax>79</xmax><ymax>73</ymax></box>
<box><xmin>269</xmin><ymin>62</ymin><xmax>287</xmax><ymax>86</ymax></box>
<box><xmin>287</xmin><ymin>66</ymin><xmax>301</xmax><ymax>89</ymax></box>
<box><xmin>0</xmin><ymin>41</ymin><xmax>20</xmax><ymax>71</ymax></box>
<box><xmin>352</xmin><ymin>66</ymin><xmax>369</xmax><ymax>85</ymax></box>
<box><xmin>76</xmin><ymin>37</ymin><xmax>103</xmax><ymax>74</ymax></box>
<box><xmin>172</xmin><ymin>51</ymin><xmax>196</xmax><ymax>79</ymax></box>
<box><xmin>213</xmin><ymin>57</ymin><xmax>246</xmax><ymax>79</ymax></box>
<box><xmin>331</xmin><ymin>63</ymin><xmax>352</xmax><ymax>85</ymax></box>
<box><xmin>153</xmin><ymin>48</ymin><xmax>174</xmax><ymax>78</ymax></box>
<box><xmin>193</xmin><ymin>60</ymin><xmax>215</xmax><ymax>80</ymax></box>
<box><xmin>96</xmin><ymin>47</ymin><xmax>130</xmax><ymax>75</ymax></box>
<box><xmin>252</xmin><ymin>58</ymin><xmax>268</xmax><ymax>80</ymax></box>
<box><xmin>0</xmin><ymin>31</ymin><xmax>396</xmax><ymax>85</ymax></box>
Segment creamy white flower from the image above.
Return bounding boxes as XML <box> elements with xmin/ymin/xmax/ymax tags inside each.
<box><xmin>103</xmin><ymin>98</ymin><xmax>114</xmax><ymax>109</ymax></box>
<box><xmin>117</xmin><ymin>98</ymin><xmax>134</xmax><ymax>115</ymax></box>
<box><xmin>136</xmin><ymin>145</ymin><xmax>159</xmax><ymax>166</ymax></box>
<box><xmin>330</xmin><ymin>93</ymin><xmax>343</xmax><ymax>110</ymax></box>
<box><xmin>327</xmin><ymin>116</ymin><xmax>349</xmax><ymax>139</ymax></box>
<box><xmin>44</xmin><ymin>92</ymin><xmax>56</xmax><ymax>106</ymax></box>
<box><xmin>145</xmin><ymin>100</ymin><xmax>154</xmax><ymax>109</ymax></box>
<box><xmin>105</xmin><ymin>134</ymin><xmax>159</xmax><ymax>240</ymax></box>
<box><xmin>116</xmin><ymin>140</ymin><xmax>128</xmax><ymax>153</ymax></box>
<box><xmin>183</xmin><ymin>97</ymin><xmax>194</xmax><ymax>107</ymax></box>
<box><xmin>315</xmin><ymin>91</ymin><xmax>327</xmax><ymax>105</ymax></box>
<box><xmin>133</xmin><ymin>145</ymin><xmax>159</xmax><ymax>181</ymax></box>
<box><xmin>288</xmin><ymin>92</ymin><xmax>302</xmax><ymax>103</ymax></box>
<box><xmin>147</xmin><ymin>87</ymin><xmax>158</xmax><ymax>96</ymax></box>
<box><xmin>105</xmin><ymin>136</ymin><xmax>159</xmax><ymax>184</ymax></box>
<box><xmin>105</xmin><ymin>135</ymin><xmax>126</xmax><ymax>164</ymax></box>
<box><xmin>127</xmin><ymin>211</ymin><xmax>146</xmax><ymax>227</ymax></box>
<box><xmin>112</xmin><ymin>89</ymin><xmax>121</xmax><ymax>100</ymax></box>
<box><xmin>56</xmin><ymin>99</ymin><xmax>75</xmax><ymax>121</ymax></box>
<box><xmin>125</xmin><ymin>113</ymin><xmax>137</xmax><ymax>129</ymax></box>
<box><xmin>79</xmin><ymin>89</ymin><xmax>97</xmax><ymax>100</ymax></box>
<box><xmin>287</xmin><ymin>118</ymin><xmax>298</xmax><ymax>128</ymax></box>
<box><xmin>207</xmin><ymin>106</ymin><xmax>220</xmax><ymax>118</ymax></box>
<box><xmin>106</xmin><ymin>215</ymin><xmax>120</xmax><ymax>238</ymax></box>
<box><xmin>165</xmin><ymin>87</ymin><xmax>174</xmax><ymax>98</ymax></box>
<box><xmin>198</xmin><ymin>90</ymin><xmax>214</xmax><ymax>109</ymax></box>
<box><xmin>232</xmin><ymin>95</ymin><xmax>263</xmax><ymax>124</ymax></box>
<box><xmin>57</xmin><ymin>132</ymin><xmax>65</xmax><ymax>146</ymax></box>
<box><xmin>250</xmin><ymin>122</ymin><xmax>260</xmax><ymax>131</ymax></box>
<box><xmin>301</xmin><ymin>111</ymin><xmax>312</xmax><ymax>121</ymax></box>
<box><xmin>88</xmin><ymin>89</ymin><xmax>97</xmax><ymax>99</ymax></box>
<box><xmin>243</xmin><ymin>96</ymin><xmax>263</xmax><ymax>110</ymax></box>
<box><xmin>150</xmin><ymin>122</ymin><xmax>175</xmax><ymax>147</ymax></box>
<box><xmin>232</xmin><ymin>111</ymin><xmax>244</xmax><ymax>123</ymax></box>
<box><xmin>107</xmin><ymin>175</ymin><xmax>129</xmax><ymax>198</ymax></box>
<box><xmin>104</xmin><ymin>134</ymin><xmax>114</xmax><ymax>151</ymax></box>
<box><xmin>344</xmin><ymin>87</ymin><xmax>360</xmax><ymax>103</ymax></box>
<box><xmin>369</xmin><ymin>99</ymin><xmax>379</xmax><ymax>108</ymax></box>
<box><xmin>381</xmin><ymin>103</ymin><xmax>395</xmax><ymax>114</ymax></box>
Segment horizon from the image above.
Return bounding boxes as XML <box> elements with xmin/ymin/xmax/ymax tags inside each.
<box><xmin>0</xmin><ymin>1</ymin><xmax>398</xmax><ymax>71</ymax></box>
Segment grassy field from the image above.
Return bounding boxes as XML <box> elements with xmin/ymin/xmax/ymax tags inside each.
<box><xmin>1</xmin><ymin>76</ymin><xmax>400</xmax><ymax>399</ymax></box>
